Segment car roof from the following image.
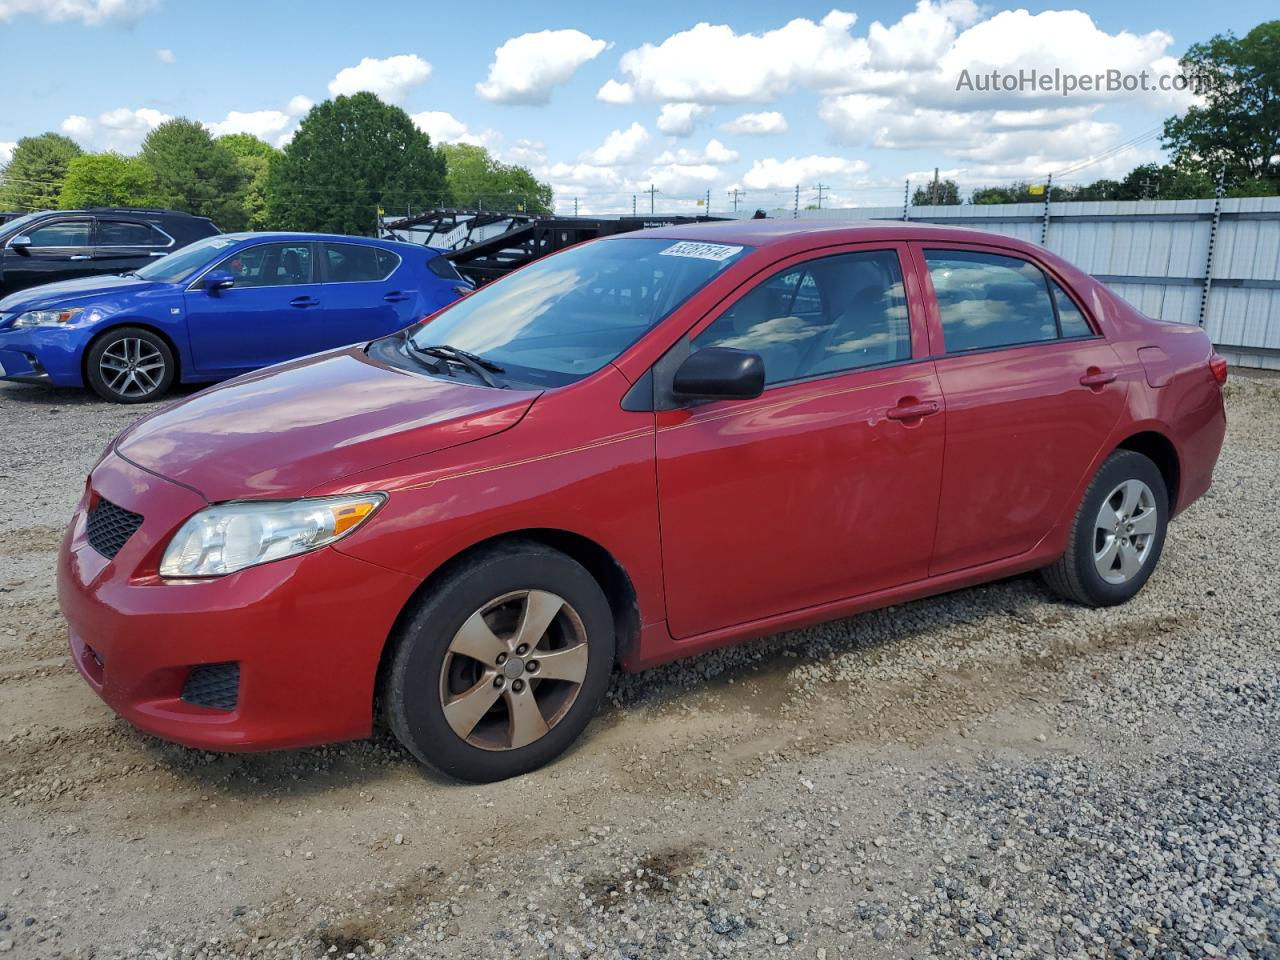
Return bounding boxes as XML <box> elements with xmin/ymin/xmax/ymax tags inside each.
<box><xmin>219</xmin><ymin>232</ymin><xmax>424</xmax><ymax>251</ymax></box>
<box><xmin>624</xmin><ymin>217</ymin><xmax>1044</xmax><ymax>258</ymax></box>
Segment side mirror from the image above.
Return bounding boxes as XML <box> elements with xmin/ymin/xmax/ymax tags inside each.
<box><xmin>203</xmin><ymin>269</ymin><xmax>235</xmax><ymax>294</ymax></box>
<box><xmin>8</xmin><ymin>235</ymin><xmax>31</xmax><ymax>250</ymax></box>
<box><xmin>672</xmin><ymin>347</ymin><xmax>765</xmax><ymax>402</ymax></box>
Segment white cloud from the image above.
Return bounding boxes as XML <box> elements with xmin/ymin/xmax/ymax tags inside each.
<box><xmin>286</xmin><ymin>95</ymin><xmax>313</xmax><ymax>116</ymax></box>
<box><xmin>155</xmin><ymin>48</ymin><xmax>175</xmax><ymax>64</ymax></box>
<box><xmin>596</xmin><ymin>79</ymin><xmax>635</xmax><ymax>105</ymax></box>
<box><xmin>61</xmin><ymin>106</ymin><xmax>172</xmax><ymax>151</ymax></box>
<box><xmin>328</xmin><ymin>54</ymin><xmax>432</xmax><ymax>105</ymax></box>
<box><xmin>644</xmin><ymin>161</ymin><xmax>721</xmax><ymax>195</ymax></box>
<box><xmin>602</xmin><ymin>10</ymin><xmax>871</xmax><ymax>104</ymax></box>
<box><xmin>581</xmin><ymin>123</ymin><xmax>649</xmax><ymax>166</ymax></box>
<box><xmin>653</xmin><ymin>139</ymin><xmax>738</xmax><ymax>166</ymax></box>
<box><xmin>656</xmin><ymin>103</ymin><xmax>711</xmax><ymax>138</ymax></box>
<box><xmin>721</xmin><ymin>111</ymin><xmax>788</xmax><ymax>136</ymax></box>
<box><xmin>0</xmin><ymin>0</ymin><xmax>156</xmax><ymax>25</ymax></box>
<box><xmin>207</xmin><ymin>110</ymin><xmax>294</xmax><ymax>146</ymax></box>
<box><xmin>741</xmin><ymin>155</ymin><xmax>870</xmax><ymax>191</ymax></box>
<box><xmin>476</xmin><ymin>29</ymin><xmax>608</xmax><ymax>105</ymax></box>
<box><xmin>410</xmin><ymin>111</ymin><xmax>497</xmax><ymax>148</ymax></box>
<box><xmin>0</xmin><ymin>142</ymin><xmax>16</xmax><ymax>165</ymax></box>
<box><xmin>503</xmin><ymin>139</ymin><xmax>546</xmax><ymax>167</ymax></box>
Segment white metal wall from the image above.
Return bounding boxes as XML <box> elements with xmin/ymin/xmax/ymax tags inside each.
<box><xmin>750</xmin><ymin>197</ymin><xmax>1280</xmax><ymax>369</ymax></box>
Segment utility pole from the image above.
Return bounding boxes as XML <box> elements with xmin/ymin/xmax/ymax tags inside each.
<box><xmin>644</xmin><ymin>183</ymin><xmax>659</xmax><ymax>214</ymax></box>
<box><xmin>727</xmin><ymin>187</ymin><xmax>746</xmax><ymax>212</ymax></box>
<box><xmin>930</xmin><ymin>167</ymin><xmax>940</xmax><ymax>205</ymax></box>
<box><xmin>793</xmin><ymin>185</ymin><xmax>800</xmax><ymax>219</ymax></box>
<box><xmin>812</xmin><ymin>183</ymin><xmax>829</xmax><ymax>209</ymax></box>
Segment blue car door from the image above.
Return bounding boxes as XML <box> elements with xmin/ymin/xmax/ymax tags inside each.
<box><xmin>316</xmin><ymin>241</ymin><xmax>424</xmax><ymax>345</ymax></box>
<box><xmin>183</xmin><ymin>241</ymin><xmax>326</xmax><ymax>374</ymax></box>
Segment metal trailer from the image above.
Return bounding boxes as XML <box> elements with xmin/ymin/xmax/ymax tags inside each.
<box><xmin>380</xmin><ymin>209</ymin><xmax>728</xmax><ymax>287</ymax></box>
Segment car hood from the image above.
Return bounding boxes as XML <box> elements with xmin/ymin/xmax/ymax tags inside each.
<box><xmin>115</xmin><ymin>344</ymin><xmax>541</xmax><ymax>501</ymax></box>
<box><xmin>0</xmin><ymin>274</ymin><xmax>171</xmax><ymax>312</ymax></box>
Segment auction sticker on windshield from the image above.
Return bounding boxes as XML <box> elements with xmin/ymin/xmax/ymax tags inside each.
<box><xmin>659</xmin><ymin>241</ymin><xmax>744</xmax><ymax>262</ymax></box>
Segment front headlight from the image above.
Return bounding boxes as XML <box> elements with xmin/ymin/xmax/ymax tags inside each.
<box><xmin>13</xmin><ymin>306</ymin><xmax>98</xmax><ymax>328</ymax></box>
<box><xmin>159</xmin><ymin>494</ymin><xmax>386</xmax><ymax>578</ymax></box>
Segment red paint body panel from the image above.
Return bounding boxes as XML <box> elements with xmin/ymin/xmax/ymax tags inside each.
<box><xmin>56</xmin><ymin>220</ymin><xmax>1227</xmax><ymax>752</ymax></box>
<box><xmin>58</xmin><ymin>453</ymin><xmax>420</xmax><ymax>750</ymax></box>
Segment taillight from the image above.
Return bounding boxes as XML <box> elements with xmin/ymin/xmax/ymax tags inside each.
<box><xmin>1209</xmin><ymin>353</ymin><xmax>1228</xmax><ymax>385</ymax></box>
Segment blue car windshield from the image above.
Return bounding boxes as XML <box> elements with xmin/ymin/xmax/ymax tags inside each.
<box><xmin>409</xmin><ymin>237</ymin><xmax>750</xmax><ymax>386</ymax></box>
<box><xmin>132</xmin><ymin>235</ymin><xmax>241</xmax><ymax>284</ymax></box>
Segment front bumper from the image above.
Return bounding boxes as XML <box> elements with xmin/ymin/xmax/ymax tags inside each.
<box><xmin>57</xmin><ymin>452</ymin><xmax>419</xmax><ymax>752</ymax></box>
<box><xmin>0</xmin><ymin>325</ymin><xmax>85</xmax><ymax>386</ymax></box>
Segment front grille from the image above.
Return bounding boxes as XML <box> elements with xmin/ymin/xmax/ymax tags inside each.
<box><xmin>181</xmin><ymin>663</ymin><xmax>240</xmax><ymax>711</ymax></box>
<box><xmin>85</xmin><ymin>498</ymin><xmax>143</xmax><ymax>559</ymax></box>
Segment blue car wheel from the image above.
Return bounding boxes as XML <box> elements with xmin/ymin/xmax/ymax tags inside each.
<box><xmin>85</xmin><ymin>326</ymin><xmax>176</xmax><ymax>404</ymax></box>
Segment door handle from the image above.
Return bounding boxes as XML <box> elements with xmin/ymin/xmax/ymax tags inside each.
<box><xmin>1079</xmin><ymin>368</ymin><xmax>1117</xmax><ymax>388</ymax></box>
<box><xmin>289</xmin><ymin>296</ymin><xmax>320</xmax><ymax>308</ymax></box>
<box><xmin>69</xmin><ymin>255</ymin><xmax>92</xmax><ymax>261</ymax></box>
<box><xmin>885</xmin><ymin>400</ymin><xmax>940</xmax><ymax>421</ymax></box>
<box><xmin>383</xmin><ymin>291</ymin><xmax>410</xmax><ymax>302</ymax></box>
<box><xmin>148</xmin><ymin>251</ymin><xmax>168</xmax><ymax>257</ymax></box>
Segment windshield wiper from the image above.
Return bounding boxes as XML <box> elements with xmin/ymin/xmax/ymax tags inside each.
<box><xmin>403</xmin><ymin>339</ymin><xmax>506</xmax><ymax>388</ymax></box>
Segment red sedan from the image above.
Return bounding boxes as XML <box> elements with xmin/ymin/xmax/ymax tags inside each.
<box><xmin>57</xmin><ymin>220</ymin><xmax>1227</xmax><ymax>782</ymax></box>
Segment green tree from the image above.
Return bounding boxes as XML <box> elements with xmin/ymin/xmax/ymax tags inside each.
<box><xmin>217</xmin><ymin>133</ymin><xmax>279</xmax><ymax>230</ymax></box>
<box><xmin>911</xmin><ymin>178</ymin><xmax>960</xmax><ymax>205</ymax></box>
<box><xmin>970</xmin><ymin>182</ymin><xmax>1042</xmax><ymax>204</ymax></box>
<box><xmin>441</xmin><ymin>143</ymin><xmax>553</xmax><ymax>213</ymax></box>
<box><xmin>58</xmin><ymin>153</ymin><xmax>162</xmax><ymax>209</ymax></box>
<box><xmin>267</xmin><ymin>93</ymin><xmax>449</xmax><ymax>235</ymax></box>
<box><xmin>1163</xmin><ymin>21</ymin><xmax>1280</xmax><ymax>186</ymax></box>
<box><xmin>0</xmin><ymin>133</ymin><xmax>83</xmax><ymax>212</ymax></box>
<box><xmin>140</xmin><ymin>118</ymin><xmax>248</xmax><ymax>229</ymax></box>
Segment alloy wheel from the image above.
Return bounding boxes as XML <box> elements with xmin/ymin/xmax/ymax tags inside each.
<box><xmin>1093</xmin><ymin>478</ymin><xmax>1158</xmax><ymax>584</ymax></box>
<box><xmin>99</xmin><ymin>338</ymin><xmax>166</xmax><ymax>399</ymax></box>
<box><xmin>438</xmin><ymin>589</ymin><xmax>589</xmax><ymax>751</ymax></box>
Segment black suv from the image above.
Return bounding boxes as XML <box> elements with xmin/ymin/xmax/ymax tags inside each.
<box><xmin>0</xmin><ymin>208</ymin><xmax>220</xmax><ymax>296</ymax></box>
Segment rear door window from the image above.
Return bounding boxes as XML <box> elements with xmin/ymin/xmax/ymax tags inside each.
<box><xmin>925</xmin><ymin>251</ymin><xmax>1059</xmax><ymax>353</ymax></box>
<box><xmin>97</xmin><ymin>220</ymin><xmax>169</xmax><ymax>247</ymax></box>
<box><xmin>323</xmin><ymin>242</ymin><xmax>397</xmax><ymax>282</ymax></box>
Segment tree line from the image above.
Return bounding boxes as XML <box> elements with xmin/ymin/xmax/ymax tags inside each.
<box><xmin>0</xmin><ymin>92</ymin><xmax>554</xmax><ymax>233</ymax></box>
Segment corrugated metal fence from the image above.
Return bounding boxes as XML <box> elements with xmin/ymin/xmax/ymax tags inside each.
<box><xmin>764</xmin><ymin>197</ymin><xmax>1280</xmax><ymax>370</ymax></box>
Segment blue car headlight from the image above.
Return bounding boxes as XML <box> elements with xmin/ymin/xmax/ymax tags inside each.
<box><xmin>12</xmin><ymin>307</ymin><xmax>102</xmax><ymax>328</ymax></box>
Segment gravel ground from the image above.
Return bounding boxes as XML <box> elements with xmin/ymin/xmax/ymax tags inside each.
<box><xmin>0</xmin><ymin>375</ymin><xmax>1277</xmax><ymax>960</ymax></box>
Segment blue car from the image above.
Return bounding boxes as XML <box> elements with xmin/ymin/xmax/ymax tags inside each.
<box><xmin>0</xmin><ymin>232</ymin><xmax>471</xmax><ymax>402</ymax></box>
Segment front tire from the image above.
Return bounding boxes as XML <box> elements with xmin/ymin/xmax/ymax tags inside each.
<box><xmin>385</xmin><ymin>541</ymin><xmax>615</xmax><ymax>782</ymax></box>
<box><xmin>1042</xmin><ymin>449</ymin><xmax>1169</xmax><ymax>606</ymax></box>
<box><xmin>85</xmin><ymin>326</ymin><xmax>176</xmax><ymax>403</ymax></box>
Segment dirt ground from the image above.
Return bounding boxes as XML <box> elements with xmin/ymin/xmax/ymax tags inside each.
<box><xmin>0</xmin><ymin>375</ymin><xmax>1277</xmax><ymax>960</ymax></box>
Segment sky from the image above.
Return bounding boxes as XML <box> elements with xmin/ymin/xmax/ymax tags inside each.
<box><xmin>0</xmin><ymin>0</ymin><xmax>1273</xmax><ymax>214</ymax></box>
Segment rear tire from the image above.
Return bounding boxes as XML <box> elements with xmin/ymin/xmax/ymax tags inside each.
<box><xmin>85</xmin><ymin>326</ymin><xmax>176</xmax><ymax>403</ymax></box>
<box><xmin>385</xmin><ymin>541</ymin><xmax>614</xmax><ymax>782</ymax></box>
<box><xmin>1042</xmin><ymin>449</ymin><xmax>1168</xmax><ymax>607</ymax></box>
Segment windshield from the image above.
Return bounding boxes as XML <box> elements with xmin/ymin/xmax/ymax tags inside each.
<box><xmin>1</xmin><ymin>212</ymin><xmax>48</xmax><ymax>238</ymax></box>
<box><xmin>133</xmin><ymin>234</ymin><xmax>239</xmax><ymax>283</ymax></box>
<box><xmin>410</xmin><ymin>237</ymin><xmax>750</xmax><ymax>386</ymax></box>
